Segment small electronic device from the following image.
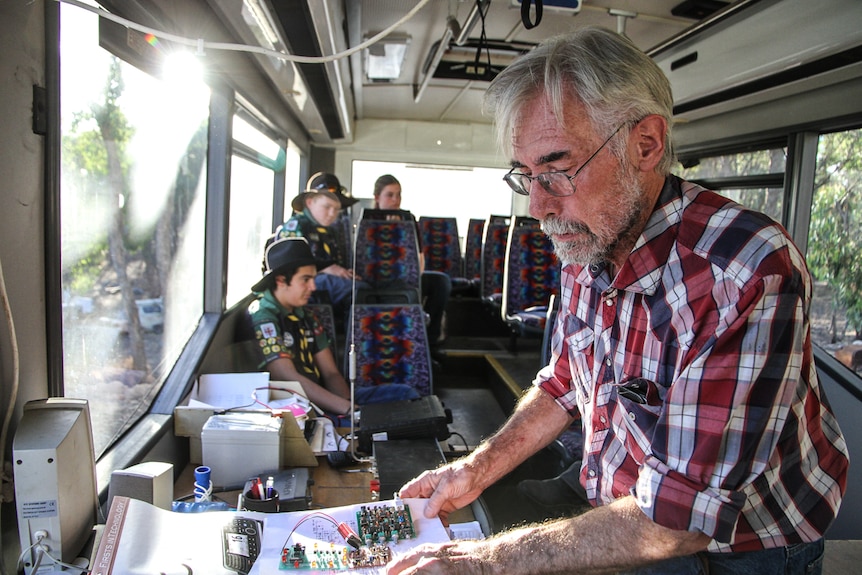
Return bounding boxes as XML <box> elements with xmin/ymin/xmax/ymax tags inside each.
<box><xmin>13</xmin><ymin>398</ymin><xmax>100</xmax><ymax>575</ymax></box>
<box><xmin>356</xmin><ymin>395</ymin><xmax>451</xmax><ymax>454</ymax></box>
<box><xmin>221</xmin><ymin>516</ymin><xmax>263</xmax><ymax>575</ymax></box>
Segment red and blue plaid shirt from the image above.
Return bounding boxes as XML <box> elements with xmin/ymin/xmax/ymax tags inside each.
<box><xmin>536</xmin><ymin>176</ymin><xmax>848</xmax><ymax>552</ymax></box>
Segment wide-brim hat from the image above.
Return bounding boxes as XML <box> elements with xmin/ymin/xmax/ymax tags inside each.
<box><xmin>251</xmin><ymin>237</ymin><xmax>321</xmax><ymax>292</ymax></box>
<box><xmin>307</xmin><ymin>171</ymin><xmax>359</xmax><ymax>209</ymax></box>
<box><xmin>290</xmin><ymin>188</ymin><xmax>341</xmax><ymax>213</ymax></box>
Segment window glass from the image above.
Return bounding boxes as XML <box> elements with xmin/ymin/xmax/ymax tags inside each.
<box><xmin>233</xmin><ymin>115</ymin><xmax>282</xmax><ymax>165</ymax></box>
<box><xmin>679</xmin><ymin>148</ymin><xmax>786</xmax><ymax>178</ymax></box>
<box><xmin>807</xmin><ymin>127</ymin><xmax>862</xmax><ymax>377</ymax></box>
<box><xmin>678</xmin><ymin>147</ymin><xmax>786</xmax><ymax>222</ymax></box>
<box><xmin>226</xmin><ymin>155</ymin><xmax>275</xmax><ymax>308</ymax></box>
<box><xmin>351</xmin><ymin>161</ymin><xmax>512</xmax><ymax>245</ymax></box>
<box><xmin>60</xmin><ymin>3</ymin><xmax>209</xmax><ymax>456</ymax></box>
<box><xmin>282</xmin><ymin>141</ymin><xmax>303</xmax><ymax>223</ymax></box>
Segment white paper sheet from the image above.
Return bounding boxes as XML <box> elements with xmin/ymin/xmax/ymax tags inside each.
<box><xmin>248</xmin><ymin>498</ymin><xmax>450</xmax><ymax>575</ymax></box>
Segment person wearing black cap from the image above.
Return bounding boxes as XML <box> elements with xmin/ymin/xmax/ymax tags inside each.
<box><xmin>276</xmin><ymin>172</ymin><xmax>367</xmax><ymax>308</ymax></box>
<box><xmin>248</xmin><ymin>237</ymin><xmax>418</xmax><ymax>417</ymax></box>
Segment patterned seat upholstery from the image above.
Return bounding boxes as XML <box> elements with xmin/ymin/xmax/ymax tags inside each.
<box><xmin>502</xmin><ymin>217</ymin><xmax>561</xmax><ymax>347</ymax></box>
<box><xmin>347</xmin><ymin>303</ymin><xmax>432</xmax><ymax>397</ymax></box>
<box><xmin>419</xmin><ymin>216</ymin><xmax>473</xmax><ymax>295</ymax></box>
<box><xmin>306</xmin><ymin>303</ymin><xmax>337</xmax><ymax>363</ymax></box>
<box><xmin>418</xmin><ymin>216</ymin><xmax>462</xmax><ymax>277</ymax></box>
<box><xmin>354</xmin><ymin>218</ymin><xmax>422</xmax><ymax>294</ymax></box>
<box><xmin>464</xmin><ymin>218</ymin><xmax>485</xmax><ymax>284</ymax></box>
<box><xmin>480</xmin><ymin>216</ymin><xmax>512</xmax><ymax>307</ymax></box>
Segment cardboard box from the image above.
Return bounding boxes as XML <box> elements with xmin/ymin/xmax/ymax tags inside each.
<box><xmin>174</xmin><ymin>406</ymin><xmax>317</xmax><ymax>469</ymax></box>
<box><xmin>173</xmin><ymin>374</ymin><xmax>318</xmax><ymax>468</ymax></box>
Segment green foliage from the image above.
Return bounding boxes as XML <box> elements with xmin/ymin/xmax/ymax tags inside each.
<box><xmin>808</xmin><ymin>128</ymin><xmax>862</xmax><ymax>339</ymax></box>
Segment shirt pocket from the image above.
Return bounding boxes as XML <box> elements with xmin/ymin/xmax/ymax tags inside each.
<box><xmin>564</xmin><ymin>315</ymin><xmax>595</xmax><ymax>404</ymax></box>
<box><xmin>614</xmin><ymin>377</ymin><xmax>664</xmax><ymax>457</ymax></box>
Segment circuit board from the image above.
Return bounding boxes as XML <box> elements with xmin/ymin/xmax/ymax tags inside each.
<box><xmin>279</xmin><ymin>542</ymin><xmax>393</xmax><ymax>570</ymax></box>
<box><xmin>279</xmin><ymin>500</ymin><xmax>417</xmax><ymax>571</ymax></box>
<box><xmin>355</xmin><ymin>502</ymin><xmax>415</xmax><ymax>545</ymax></box>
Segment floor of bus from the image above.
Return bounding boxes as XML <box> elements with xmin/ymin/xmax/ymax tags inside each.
<box><xmin>423</xmin><ymin>297</ymin><xmax>591</xmax><ymax>532</ymax></box>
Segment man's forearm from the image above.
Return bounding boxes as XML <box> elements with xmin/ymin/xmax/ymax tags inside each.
<box><xmin>466</xmin><ymin>387</ymin><xmax>572</xmax><ymax>489</ymax></box>
<box><xmin>483</xmin><ymin>496</ymin><xmax>711</xmax><ymax>575</ymax></box>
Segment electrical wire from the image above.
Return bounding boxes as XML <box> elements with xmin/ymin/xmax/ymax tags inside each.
<box><xmin>17</xmin><ymin>534</ymin><xmax>89</xmax><ymax>575</ymax></box>
<box><xmin>55</xmin><ymin>0</ymin><xmax>433</xmax><ymax>64</ymax></box>
<box><xmin>0</xmin><ymin>245</ymin><xmax>20</xmax><ymax>575</ymax></box>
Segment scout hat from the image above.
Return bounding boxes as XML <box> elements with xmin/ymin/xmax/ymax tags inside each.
<box><xmin>303</xmin><ymin>171</ymin><xmax>360</xmax><ymax>209</ymax></box>
<box><xmin>251</xmin><ymin>237</ymin><xmax>320</xmax><ymax>292</ymax></box>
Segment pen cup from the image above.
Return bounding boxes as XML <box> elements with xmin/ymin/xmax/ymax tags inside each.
<box><xmin>241</xmin><ymin>487</ymin><xmax>280</xmax><ymax>513</ymax></box>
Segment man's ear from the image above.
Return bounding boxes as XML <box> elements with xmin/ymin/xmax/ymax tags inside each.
<box><xmin>629</xmin><ymin>115</ymin><xmax>667</xmax><ymax>172</ymax></box>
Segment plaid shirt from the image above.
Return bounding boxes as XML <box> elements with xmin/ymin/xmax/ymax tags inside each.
<box><xmin>536</xmin><ymin>176</ymin><xmax>848</xmax><ymax>552</ymax></box>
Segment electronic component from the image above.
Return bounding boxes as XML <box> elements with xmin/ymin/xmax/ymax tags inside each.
<box><xmin>280</xmin><ymin>542</ymin><xmax>393</xmax><ymax>570</ymax></box>
<box><xmin>355</xmin><ymin>499</ymin><xmax>415</xmax><ymax>546</ymax></box>
<box><xmin>279</xmin><ymin>500</ymin><xmax>416</xmax><ymax>571</ymax></box>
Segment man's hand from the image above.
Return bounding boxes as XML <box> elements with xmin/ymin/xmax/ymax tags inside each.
<box><xmin>399</xmin><ymin>460</ymin><xmax>486</xmax><ymax>524</ymax></box>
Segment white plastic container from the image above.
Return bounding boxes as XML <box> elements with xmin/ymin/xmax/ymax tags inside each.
<box><xmin>201</xmin><ymin>413</ymin><xmax>282</xmax><ymax>488</ymax></box>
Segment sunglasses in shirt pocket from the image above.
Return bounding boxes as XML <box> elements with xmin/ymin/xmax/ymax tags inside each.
<box><xmin>615</xmin><ymin>377</ymin><xmax>665</xmax><ymax>445</ymax></box>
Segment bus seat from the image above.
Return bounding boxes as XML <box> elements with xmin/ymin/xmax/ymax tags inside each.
<box><xmin>346</xmin><ymin>303</ymin><xmax>433</xmax><ymax>397</ymax></box>
<box><xmin>354</xmin><ymin>218</ymin><xmax>422</xmax><ymax>293</ymax></box>
<box><xmin>418</xmin><ymin>216</ymin><xmax>474</xmax><ymax>295</ymax></box>
<box><xmin>333</xmin><ymin>211</ymin><xmax>354</xmax><ymax>268</ymax></box>
<box><xmin>540</xmin><ymin>294</ymin><xmax>560</xmax><ymax>369</ymax></box>
<box><xmin>480</xmin><ymin>216</ymin><xmax>511</xmax><ymax>307</ymax></box>
<box><xmin>464</xmin><ymin>218</ymin><xmax>485</xmax><ymax>286</ymax></box>
<box><xmin>306</xmin><ymin>303</ymin><xmax>337</xmax><ymax>366</ymax></box>
<box><xmin>501</xmin><ymin>217</ymin><xmax>561</xmax><ymax>352</ymax></box>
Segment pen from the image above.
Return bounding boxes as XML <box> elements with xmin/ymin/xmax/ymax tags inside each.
<box><xmin>265</xmin><ymin>476</ymin><xmax>274</xmax><ymax>499</ymax></box>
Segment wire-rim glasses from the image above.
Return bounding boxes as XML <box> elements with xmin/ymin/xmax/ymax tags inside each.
<box><xmin>503</xmin><ymin>123</ymin><xmax>626</xmax><ymax>197</ymax></box>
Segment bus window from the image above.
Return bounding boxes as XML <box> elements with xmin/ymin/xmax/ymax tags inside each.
<box><xmin>226</xmin><ymin>154</ymin><xmax>274</xmax><ymax>308</ymax></box>
<box><xmin>351</xmin><ymin>160</ymin><xmax>512</xmax><ymax>245</ymax></box>
<box><xmin>808</xmin><ymin>127</ymin><xmax>862</xmax><ymax>376</ymax></box>
<box><xmin>60</xmin><ymin>3</ymin><xmax>210</xmax><ymax>457</ymax></box>
<box><xmin>678</xmin><ymin>147</ymin><xmax>787</xmax><ymax>223</ymax></box>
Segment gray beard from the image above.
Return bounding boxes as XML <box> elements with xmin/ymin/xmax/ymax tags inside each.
<box><xmin>540</xmin><ymin>170</ymin><xmax>647</xmax><ymax>267</ymax></box>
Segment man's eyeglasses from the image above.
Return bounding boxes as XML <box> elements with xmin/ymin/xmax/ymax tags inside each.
<box><xmin>503</xmin><ymin>123</ymin><xmax>625</xmax><ymax>197</ymax></box>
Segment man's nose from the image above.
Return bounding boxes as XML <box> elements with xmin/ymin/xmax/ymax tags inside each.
<box><xmin>528</xmin><ymin>186</ymin><xmax>560</xmax><ymax>221</ymax></box>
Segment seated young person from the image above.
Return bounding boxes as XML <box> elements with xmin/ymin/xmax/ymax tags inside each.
<box><xmin>247</xmin><ymin>237</ymin><xmax>419</xmax><ymax>419</ymax></box>
<box><xmin>275</xmin><ymin>174</ymin><xmax>368</xmax><ymax>308</ymax></box>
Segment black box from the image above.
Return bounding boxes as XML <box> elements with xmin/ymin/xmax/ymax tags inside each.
<box><xmin>373</xmin><ymin>438</ymin><xmax>447</xmax><ymax>499</ymax></box>
<box><xmin>357</xmin><ymin>395</ymin><xmax>450</xmax><ymax>454</ymax></box>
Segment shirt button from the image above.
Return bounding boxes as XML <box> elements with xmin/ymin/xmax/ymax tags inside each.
<box><xmin>599</xmin><ymin>415</ymin><xmax>607</xmax><ymax>424</ymax></box>
<box><xmin>588</xmin><ymin>468</ymin><xmax>596</xmax><ymax>478</ymax></box>
<box><xmin>605</xmin><ymin>357</ymin><xmax>612</xmax><ymax>366</ymax></box>
<box><xmin>628</xmin><ymin>411</ymin><xmax>636</xmax><ymax>421</ymax></box>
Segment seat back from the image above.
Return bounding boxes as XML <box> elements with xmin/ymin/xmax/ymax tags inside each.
<box><xmin>333</xmin><ymin>212</ymin><xmax>354</xmax><ymax>267</ymax></box>
<box><xmin>464</xmin><ymin>218</ymin><xmax>485</xmax><ymax>283</ymax></box>
<box><xmin>502</xmin><ymin>218</ymin><xmax>561</xmax><ymax>326</ymax></box>
<box><xmin>540</xmin><ymin>294</ymin><xmax>560</xmax><ymax>368</ymax></box>
<box><xmin>418</xmin><ymin>216</ymin><xmax>462</xmax><ymax>278</ymax></box>
<box><xmin>346</xmin><ymin>303</ymin><xmax>432</xmax><ymax>396</ymax></box>
<box><xmin>480</xmin><ymin>216</ymin><xmax>511</xmax><ymax>301</ymax></box>
<box><xmin>306</xmin><ymin>303</ymin><xmax>337</xmax><ymax>363</ymax></box>
<box><xmin>354</xmin><ymin>218</ymin><xmax>422</xmax><ymax>292</ymax></box>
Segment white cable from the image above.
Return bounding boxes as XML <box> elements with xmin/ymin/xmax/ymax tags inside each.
<box><xmin>55</xmin><ymin>0</ymin><xmax>433</xmax><ymax>64</ymax></box>
<box><xmin>0</xmin><ymin>247</ymin><xmax>21</xmax><ymax>575</ymax></box>
<box><xmin>348</xmin><ymin>218</ymin><xmax>371</xmax><ymax>463</ymax></box>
